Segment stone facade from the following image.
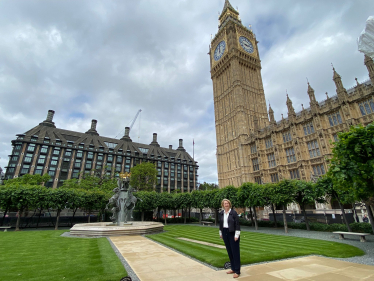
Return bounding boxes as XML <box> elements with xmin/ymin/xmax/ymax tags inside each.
<box><xmin>211</xmin><ymin>1</ymin><xmax>374</xmax><ymax>189</ymax></box>
<box><xmin>5</xmin><ymin>111</ymin><xmax>199</xmax><ymax>192</ymax></box>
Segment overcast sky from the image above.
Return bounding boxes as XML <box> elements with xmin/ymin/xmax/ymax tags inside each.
<box><xmin>1</xmin><ymin>0</ymin><xmax>373</xmax><ymax>184</ymax></box>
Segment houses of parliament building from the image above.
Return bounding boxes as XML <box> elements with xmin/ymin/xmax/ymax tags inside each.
<box><xmin>211</xmin><ymin>1</ymin><xmax>374</xmax><ymax>189</ymax></box>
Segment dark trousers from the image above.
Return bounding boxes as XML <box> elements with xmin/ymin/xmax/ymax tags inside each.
<box><xmin>222</xmin><ymin>228</ymin><xmax>241</xmax><ymax>274</ymax></box>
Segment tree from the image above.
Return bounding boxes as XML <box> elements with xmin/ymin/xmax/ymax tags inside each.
<box><xmin>174</xmin><ymin>192</ymin><xmax>192</xmax><ymax>224</ymax></box>
<box><xmin>191</xmin><ymin>190</ymin><xmax>206</xmax><ymax>223</ymax></box>
<box><xmin>315</xmin><ymin>175</ymin><xmax>354</xmax><ymax>232</ymax></box>
<box><xmin>157</xmin><ymin>192</ymin><xmax>173</xmax><ymax>225</ymax></box>
<box><xmin>218</xmin><ymin>185</ymin><xmax>238</xmax><ymax>207</ymax></box>
<box><xmin>0</xmin><ymin>187</ymin><xmax>13</xmax><ymax>226</ymax></box>
<box><xmin>4</xmin><ymin>174</ymin><xmax>50</xmax><ymax>186</ymax></box>
<box><xmin>263</xmin><ymin>183</ymin><xmax>278</xmax><ymax>227</ymax></box>
<box><xmin>62</xmin><ymin>170</ymin><xmax>117</xmax><ymax>193</ymax></box>
<box><xmin>130</xmin><ymin>162</ymin><xmax>157</xmax><ymax>191</ymax></box>
<box><xmin>237</xmin><ymin>183</ymin><xmax>265</xmax><ymax>230</ymax></box>
<box><xmin>198</xmin><ymin>182</ymin><xmax>219</xmax><ymax>190</ymax></box>
<box><xmin>292</xmin><ymin>180</ymin><xmax>325</xmax><ymax>231</ymax></box>
<box><xmin>135</xmin><ymin>191</ymin><xmax>158</xmax><ymax>221</ymax></box>
<box><xmin>50</xmin><ymin>188</ymin><xmax>73</xmax><ymax>230</ymax></box>
<box><xmin>205</xmin><ymin>189</ymin><xmax>221</xmax><ymax>226</ymax></box>
<box><xmin>273</xmin><ymin>180</ymin><xmax>295</xmax><ymax>233</ymax></box>
<box><xmin>329</xmin><ymin>123</ymin><xmax>374</xmax><ymax>233</ymax></box>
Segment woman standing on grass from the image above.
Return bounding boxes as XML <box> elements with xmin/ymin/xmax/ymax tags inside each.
<box><xmin>219</xmin><ymin>199</ymin><xmax>241</xmax><ymax>278</ymax></box>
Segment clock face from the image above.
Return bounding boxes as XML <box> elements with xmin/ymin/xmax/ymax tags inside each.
<box><xmin>214</xmin><ymin>41</ymin><xmax>226</xmax><ymax>61</ymax></box>
<box><xmin>239</xmin><ymin>36</ymin><xmax>254</xmax><ymax>54</ymax></box>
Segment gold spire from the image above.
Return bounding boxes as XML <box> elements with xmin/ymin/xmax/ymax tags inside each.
<box><xmin>219</xmin><ymin>0</ymin><xmax>239</xmax><ymax>21</ymax></box>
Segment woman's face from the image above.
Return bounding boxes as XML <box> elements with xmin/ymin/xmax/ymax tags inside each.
<box><xmin>223</xmin><ymin>201</ymin><xmax>230</xmax><ymax>209</ymax></box>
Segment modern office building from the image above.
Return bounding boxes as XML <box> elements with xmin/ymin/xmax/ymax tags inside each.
<box><xmin>210</xmin><ymin>0</ymin><xmax>374</xmax><ymax>189</ymax></box>
<box><xmin>5</xmin><ymin>110</ymin><xmax>198</xmax><ymax>191</ymax></box>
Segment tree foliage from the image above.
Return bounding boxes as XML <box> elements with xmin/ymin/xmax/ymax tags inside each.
<box><xmin>130</xmin><ymin>162</ymin><xmax>157</xmax><ymax>191</ymax></box>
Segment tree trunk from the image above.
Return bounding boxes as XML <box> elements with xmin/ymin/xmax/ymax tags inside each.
<box><xmin>71</xmin><ymin>208</ymin><xmax>77</xmax><ymax>227</ymax></box>
<box><xmin>36</xmin><ymin>209</ymin><xmax>42</xmax><ymax>229</ymax></box>
<box><xmin>88</xmin><ymin>211</ymin><xmax>91</xmax><ymax>223</ymax></box>
<box><xmin>271</xmin><ymin>204</ymin><xmax>277</xmax><ymax>227</ymax></box>
<box><xmin>336</xmin><ymin>195</ymin><xmax>352</xmax><ymax>232</ymax></box>
<box><xmin>301</xmin><ymin>204</ymin><xmax>310</xmax><ymax>231</ymax></box>
<box><xmin>164</xmin><ymin>208</ymin><xmax>167</xmax><ymax>225</ymax></box>
<box><xmin>184</xmin><ymin>208</ymin><xmax>187</xmax><ymax>224</ymax></box>
<box><xmin>199</xmin><ymin>208</ymin><xmax>202</xmax><ymax>223</ymax></box>
<box><xmin>55</xmin><ymin>209</ymin><xmax>61</xmax><ymax>230</ymax></box>
<box><xmin>189</xmin><ymin>207</ymin><xmax>191</xmax><ymax>221</ymax></box>
<box><xmin>352</xmin><ymin>203</ymin><xmax>359</xmax><ymax>222</ymax></box>
<box><xmin>15</xmin><ymin>210</ymin><xmax>22</xmax><ymax>231</ymax></box>
<box><xmin>215</xmin><ymin>208</ymin><xmax>218</xmax><ymax>226</ymax></box>
<box><xmin>1</xmin><ymin>207</ymin><xmax>9</xmax><ymax>226</ymax></box>
<box><xmin>365</xmin><ymin>202</ymin><xmax>374</xmax><ymax>234</ymax></box>
<box><xmin>141</xmin><ymin>211</ymin><xmax>145</xmax><ymax>221</ymax></box>
<box><xmin>282</xmin><ymin>205</ymin><xmax>288</xmax><ymax>234</ymax></box>
<box><xmin>249</xmin><ymin>206</ymin><xmax>255</xmax><ymax>227</ymax></box>
<box><xmin>253</xmin><ymin>206</ymin><xmax>258</xmax><ymax>230</ymax></box>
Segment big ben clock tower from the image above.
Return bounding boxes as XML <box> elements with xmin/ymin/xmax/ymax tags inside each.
<box><xmin>210</xmin><ymin>0</ymin><xmax>268</xmax><ymax>187</ymax></box>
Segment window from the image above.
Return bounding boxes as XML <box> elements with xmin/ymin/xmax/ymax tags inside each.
<box><xmin>125</xmin><ymin>158</ymin><xmax>131</xmax><ymax>164</ymax></box>
<box><xmin>97</xmin><ymin>154</ymin><xmax>103</xmax><ymax>161</ymax></box>
<box><xmin>307</xmin><ymin>140</ymin><xmax>320</xmax><ymax>158</ymax></box>
<box><xmin>76</xmin><ymin>150</ymin><xmax>83</xmax><ymax>158</ymax></box>
<box><xmin>48</xmin><ymin>167</ymin><xmax>56</xmax><ymax>177</ymax></box>
<box><xmin>333</xmin><ymin>134</ymin><xmax>339</xmax><ymax>142</ymax></box>
<box><xmin>252</xmin><ymin>158</ymin><xmax>259</xmax><ymax>171</ymax></box>
<box><xmin>285</xmin><ymin>147</ymin><xmax>296</xmax><ymax>163</ymax></box>
<box><xmin>38</xmin><ymin>155</ymin><xmax>46</xmax><ymax>164</ymax></box>
<box><xmin>14</xmin><ymin>144</ymin><xmax>22</xmax><ymax>151</ymax></box>
<box><xmin>107</xmin><ymin>155</ymin><xmax>113</xmax><ymax>162</ymax></box>
<box><xmin>312</xmin><ymin>164</ymin><xmax>326</xmax><ymax>176</ymax></box>
<box><xmin>303</xmin><ymin>122</ymin><xmax>315</xmax><ymax>136</ymax></box>
<box><xmin>72</xmin><ymin>169</ymin><xmax>80</xmax><ymax>178</ymax></box>
<box><xmin>265</xmin><ymin>138</ymin><xmax>273</xmax><ymax>148</ymax></box>
<box><xmin>270</xmin><ymin>173</ymin><xmax>279</xmax><ymax>183</ymax></box>
<box><xmin>86</xmin><ymin>160</ymin><xmax>92</xmax><ymax>170</ymax></box>
<box><xmin>328</xmin><ymin>112</ymin><xmax>343</xmax><ymax>127</ymax></box>
<box><xmin>283</xmin><ymin>131</ymin><xmax>292</xmax><ymax>143</ymax></box>
<box><xmin>67</xmin><ymin>142</ymin><xmax>73</xmax><ymax>147</ymax></box>
<box><xmin>96</xmin><ymin>162</ymin><xmax>102</xmax><ymax>170</ymax></box>
<box><xmin>290</xmin><ymin>169</ymin><xmax>300</xmax><ymax>179</ymax></box>
<box><xmin>254</xmin><ymin>176</ymin><xmax>262</xmax><ymax>184</ymax></box>
<box><xmin>27</xmin><ymin>144</ymin><xmax>36</xmax><ymax>152</ymax></box>
<box><xmin>87</xmin><ymin>152</ymin><xmax>94</xmax><ymax>160</ymax></box>
<box><xmin>359</xmin><ymin>99</ymin><xmax>374</xmax><ymax>116</ymax></box>
<box><xmin>74</xmin><ymin>159</ymin><xmax>81</xmax><ymax>168</ymax></box>
<box><xmin>53</xmin><ymin>148</ymin><xmax>60</xmax><ymax>155</ymax></box>
<box><xmin>50</xmin><ymin>156</ymin><xmax>58</xmax><ymax>166</ymax></box>
<box><xmin>267</xmin><ymin>153</ymin><xmax>276</xmax><ymax>168</ymax></box>
<box><xmin>31</xmin><ymin>136</ymin><xmax>38</xmax><ymax>142</ymax></box>
<box><xmin>44</xmin><ymin>138</ymin><xmax>50</xmax><ymax>144</ymax></box>
<box><xmin>56</xmin><ymin>140</ymin><xmax>62</xmax><ymax>146</ymax></box>
<box><xmin>40</xmin><ymin>145</ymin><xmax>48</xmax><ymax>154</ymax></box>
<box><xmin>21</xmin><ymin>164</ymin><xmax>30</xmax><ymax>174</ymax></box>
<box><xmin>11</xmin><ymin>156</ymin><xmax>19</xmax><ymax>162</ymax></box>
<box><xmin>34</xmin><ymin>166</ymin><xmax>44</xmax><ymax>175</ymax></box>
<box><xmin>104</xmin><ymin>142</ymin><xmax>118</xmax><ymax>149</ymax></box>
<box><xmin>24</xmin><ymin>153</ymin><xmax>33</xmax><ymax>163</ymax></box>
<box><xmin>165</xmin><ymin>162</ymin><xmax>169</xmax><ymax>169</ymax></box>
<box><xmin>65</xmin><ymin>149</ymin><xmax>72</xmax><ymax>157</ymax></box>
<box><xmin>250</xmin><ymin>144</ymin><xmax>257</xmax><ymax>154</ymax></box>
<box><xmin>138</xmin><ymin>147</ymin><xmax>149</xmax><ymax>154</ymax></box>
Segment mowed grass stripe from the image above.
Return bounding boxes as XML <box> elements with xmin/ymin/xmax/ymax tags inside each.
<box><xmin>146</xmin><ymin>225</ymin><xmax>364</xmax><ymax>267</ymax></box>
<box><xmin>0</xmin><ymin>230</ymin><xmax>127</xmax><ymax>281</ymax></box>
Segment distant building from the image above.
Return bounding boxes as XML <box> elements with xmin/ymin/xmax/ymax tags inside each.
<box><xmin>210</xmin><ymin>0</ymin><xmax>374</xmax><ymax>188</ymax></box>
<box><xmin>4</xmin><ymin>110</ymin><xmax>198</xmax><ymax>192</ymax></box>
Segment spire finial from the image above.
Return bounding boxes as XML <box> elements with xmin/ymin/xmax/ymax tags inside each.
<box><xmin>331</xmin><ymin>62</ymin><xmax>334</xmax><ymax>70</ymax></box>
<box><xmin>302</xmin><ymin>104</ymin><xmax>304</xmax><ymax>110</ymax></box>
<box><xmin>306</xmin><ymin>77</ymin><xmax>309</xmax><ymax>85</ymax></box>
<box><xmin>355</xmin><ymin>77</ymin><xmax>360</xmax><ymax>86</ymax></box>
<box><xmin>325</xmin><ymin>92</ymin><xmax>329</xmax><ymax>99</ymax></box>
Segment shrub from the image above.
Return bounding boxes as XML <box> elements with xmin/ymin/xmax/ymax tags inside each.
<box><xmin>350</xmin><ymin>222</ymin><xmax>373</xmax><ymax>234</ymax></box>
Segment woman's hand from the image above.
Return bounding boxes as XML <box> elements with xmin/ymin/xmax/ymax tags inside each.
<box><xmin>234</xmin><ymin>237</ymin><xmax>238</xmax><ymax>241</ymax></box>
<box><xmin>220</xmin><ymin>235</ymin><xmax>222</xmax><ymax>239</ymax></box>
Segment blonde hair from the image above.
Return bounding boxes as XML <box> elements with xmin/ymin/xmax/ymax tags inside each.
<box><xmin>221</xmin><ymin>199</ymin><xmax>232</xmax><ymax>208</ymax></box>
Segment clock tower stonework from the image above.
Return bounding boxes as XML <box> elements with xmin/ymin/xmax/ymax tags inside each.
<box><xmin>210</xmin><ymin>0</ymin><xmax>268</xmax><ymax>187</ymax></box>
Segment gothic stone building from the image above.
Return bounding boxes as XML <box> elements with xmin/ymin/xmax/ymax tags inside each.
<box><xmin>5</xmin><ymin>110</ymin><xmax>199</xmax><ymax>192</ymax></box>
<box><xmin>210</xmin><ymin>1</ymin><xmax>374</xmax><ymax>190</ymax></box>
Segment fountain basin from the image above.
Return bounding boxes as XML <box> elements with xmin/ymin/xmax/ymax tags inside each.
<box><xmin>69</xmin><ymin>221</ymin><xmax>164</xmax><ymax>237</ymax></box>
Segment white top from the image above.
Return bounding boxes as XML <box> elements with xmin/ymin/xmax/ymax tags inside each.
<box><xmin>219</xmin><ymin>208</ymin><xmax>240</xmax><ymax>238</ymax></box>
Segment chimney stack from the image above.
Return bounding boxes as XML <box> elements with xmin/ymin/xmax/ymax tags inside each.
<box><xmin>91</xmin><ymin>119</ymin><xmax>97</xmax><ymax>130</ymax></box>
<box><xmin>120</xmin><ymin>127</ymin><xmax>132</xmax><ymax>141</ymax></box>
<box><xmin>46</xmin><ymin>110</ymin><xmax>55</xmax><ymax>122</ymax></box>
<box><xmin>85</xmin><ymin>119</ymin><xmax>99</xmax><ymax>136</ymax></box>
<box><xmin>150</xmin><ymin>133</ymin><xmax>160</xmax><ymax>147</ymax></box>
<box><xmin>40</xmin><ymin>109</ymin><xmax>56</xmax><ymax>128</ymax></box>
<box><xmin>169</xmin><ymin>145</ymin><xmax>172</xmax><ymax>149</ymax></box>
<box><xmin>177</xmin><ymin>139</ymin><xmax>185</xmax><ymax>151</ymax></box>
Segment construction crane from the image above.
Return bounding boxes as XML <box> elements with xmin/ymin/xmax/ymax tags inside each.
<box><xmin>114</xmin><ymin>109</ymin><xmax>142</xmax><ymax>139</ymax></box>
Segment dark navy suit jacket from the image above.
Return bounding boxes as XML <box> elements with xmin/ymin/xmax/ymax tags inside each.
<box><xmin>219</xmin><ymin>209</ymin><xmax>241</xmax><ymax>233</ymax></box>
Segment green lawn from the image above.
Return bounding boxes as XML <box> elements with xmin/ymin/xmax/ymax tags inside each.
<box><xmin>0</xmin><ymin>230</ymin><xmax>127</xmax><ymax>281</ymax></box>
<box><xmin>146</xmin><ymin>225</ymin><xmax>365</xmax><ymax>268</ymax></box>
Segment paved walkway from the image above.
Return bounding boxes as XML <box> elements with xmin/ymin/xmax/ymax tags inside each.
<box><xmin>110</xmin><ymin>236</ymin><xmax>374</xmax><ymax>281</ymax></box>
